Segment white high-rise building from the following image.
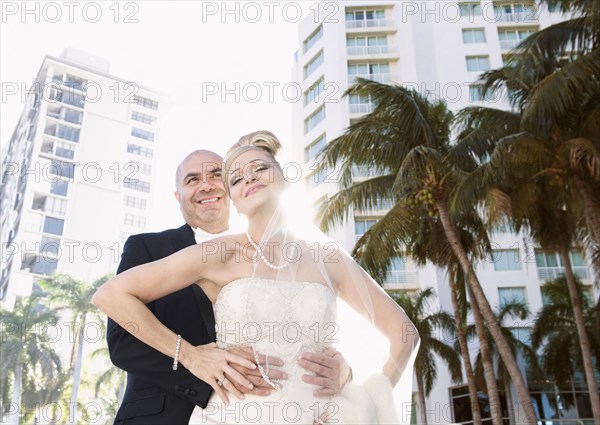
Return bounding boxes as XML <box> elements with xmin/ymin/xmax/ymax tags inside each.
<box><xmin>1</xmin><ymin>48</ymin><xmax>167</xmax><ymax>307</ymax></box>
<box><xmin>292</xmin><ymin>2</ymin><xmax>597</xmax><ymax>424</ymax></box>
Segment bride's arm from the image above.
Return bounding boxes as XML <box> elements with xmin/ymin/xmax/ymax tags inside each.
<box><xmin>328</xmin><ymin>252</ymin><xmax>420</xmax><ymax>386</ymax></box>
<box><xmin>92</xmin><ymin>241</ymin><xmax>256</xmax><ymax>402</ymax></box>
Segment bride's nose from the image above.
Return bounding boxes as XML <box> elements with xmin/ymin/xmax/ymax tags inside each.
<box><xmin>245</xmin><ymin>171</ymin><xmax>259</xmax><ymax>183</ymax></box>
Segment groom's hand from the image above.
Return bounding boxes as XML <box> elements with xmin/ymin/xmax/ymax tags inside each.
<box><xmin>227</xmin><ymin>347</ymin><xmax>287</xmax><ymax>396</ymax></box>
<box><xmin>299</xmin><ymin>348</ymin><xmax>352</xmax><ymax>397</ymax></box>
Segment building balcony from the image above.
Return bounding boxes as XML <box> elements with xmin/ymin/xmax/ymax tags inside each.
<box><xmin>494</xmin><ymin>11</ymin><xmax>538</xmax><ymax>23</ymax></box>
<box><xmin>51</xmin><ymin>76</ymin><xmax>86</xmax><ymax>92</ymax></box>
<box><xmin>348</xmin><ymin>73</ymin><xmax>396</xmax><ymax>84</ymax></box>
<box><xmin>354</xmin><ymin>199</ymin><xmax>395</xmax><ymax>215</ymax></box>
<box><xmin>346</xmin><ymin>19</ymin><xmax>396</xmax><ymax>30</ymax></box>
<box><xmin>384</xmin><ymin>270</ymin><xmax>419</xmax><ymax>286</ymax></box>
<box><xmin>351</xmin><ymin>165</ymin><xmax>389</xmax><ymax>179</ymax></box>
<box><xmin>349</xmin><ymin>102</ymin><xmax>375</xmax><ymax>114</ymax></box>
<box><xmin>499</xmin><ymin>39</ymin><xmax>522</xmax><ymax>50</ymax></box>
<box><xmin>347</xmin><ymin>45</ymin><xmax>399</xmax><ymax>60</ymax></box>
<box><xmin>537</xmin><ymin>266</ymin><xmax>589</xmax><ymax>282</ymax></box>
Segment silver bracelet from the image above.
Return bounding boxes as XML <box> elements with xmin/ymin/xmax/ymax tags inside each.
<box><xmin>172</xmin><ymin>334</ymin><xmax>182</xmax><ymax>371</ymax></box>
<box><xmin>252</xmin><ymin>346</ymin><xmax>281</xmax><ymax>390</ymax></box>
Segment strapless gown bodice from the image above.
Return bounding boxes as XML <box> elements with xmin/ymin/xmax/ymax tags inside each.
<box><xmin>190</xmin><ymin>278</ymin><xmax>396</xmax><ymax>424</ymax></box>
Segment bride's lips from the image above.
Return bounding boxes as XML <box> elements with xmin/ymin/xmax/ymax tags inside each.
<box><xmin>245</xmin><ymin>184</ymin><xmax>265</xmax><ymax>198</ymax></box>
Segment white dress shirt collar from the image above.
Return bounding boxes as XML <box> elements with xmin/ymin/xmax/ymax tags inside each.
<box><xmin>193</xmin><ymin>226</ymin><xmax>229</xmax><ymax>243</ymax></box>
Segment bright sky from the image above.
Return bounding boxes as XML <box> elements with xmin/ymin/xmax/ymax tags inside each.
<box><xmin>1</xmin><ymin>0</ymin><xmax>315</xmax><ymax>229</ymax></box>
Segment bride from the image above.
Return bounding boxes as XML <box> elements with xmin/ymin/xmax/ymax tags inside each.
<box><xmin>93</xmin><ymin>130</ymin><xmax>419</xmax><ymax>424</ymax></box>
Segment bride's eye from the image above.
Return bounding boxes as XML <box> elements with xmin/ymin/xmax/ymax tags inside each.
<box><xmin>230</xmin><ymin>176</ymin><xmax>242</xmax><ymax>186</ymax></box>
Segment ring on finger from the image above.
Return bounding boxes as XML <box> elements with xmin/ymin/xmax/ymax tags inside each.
<box><xmin>217</xmin><ymin>375</ymin><xmax>225</xmax><ymax>386</ymax></box>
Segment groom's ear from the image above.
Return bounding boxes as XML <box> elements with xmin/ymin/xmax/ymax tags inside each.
<box><xmin>174</xmin><ymin>191</ymin><xmax>180</xmax><ymax>202</ymax></box>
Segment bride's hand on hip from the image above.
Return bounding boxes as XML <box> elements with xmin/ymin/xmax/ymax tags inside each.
<box><xmin>179</xmin><ymin>342</ymin><xmax>256</xmax><ymax>404</ymax></box>
<box><xmin>227</xmin><ymin>347</ymin><xmax>287</xmax><ymax>396</ymax></box>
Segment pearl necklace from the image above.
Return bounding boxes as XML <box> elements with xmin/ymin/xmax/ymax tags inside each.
<box><xmin>246</xmin><ymin>231</ymin><xmax>290</xmax><ymax>270</ymax></box>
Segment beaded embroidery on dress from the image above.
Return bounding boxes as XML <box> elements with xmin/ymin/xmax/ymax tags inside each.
<box><xmin>189</xmin><ymin>278</ymin><xmax>399</xmax><ymax>425</ymax></box>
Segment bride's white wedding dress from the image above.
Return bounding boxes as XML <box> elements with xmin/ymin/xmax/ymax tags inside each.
<box><xmin>189</xmin><ymin>277</ymin><xmax>401</xmax><ymax>425</ymax></box>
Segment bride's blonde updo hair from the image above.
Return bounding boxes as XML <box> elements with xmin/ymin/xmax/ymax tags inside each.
<box><xmin>223</xmin><ymin>130</ymin><xmax>283</xmax><ymax>193</ymax></box>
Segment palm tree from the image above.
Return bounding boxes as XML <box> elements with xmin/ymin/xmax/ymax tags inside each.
<box><xmin>392</xmin><ymin>288</ymin><xmax>462</xmax><ymax>425</ymax></box>
<box><xmin>90</xmin><ymin>346</ymin><xmax>126</xmax><ymax>403</ymax></box>
<box><xmin>39</xmin><ymin>273</ymin><xmax>111</xmax><ymax>425</ymax></box>
<box><xmin>451</xmin><ymin>1</ymin><xmax>600</xmax><ymax>418</ymax></box>
<box><xmin>316</xmin><ymin>79</ymin><xmax>538</xmax><ymax>424</ymax></box>
<box><xmin>532</xmin><ymin>276</ymin><xmax>599</xmax><ymax>396</ymax></box>
<box><xmin>466</xmin><ymin>300</ymin><xmax>542</xmax><ymax>425</ymax></box>
<box><xmin>0</xmin><ymin>295</ymin><xmax>62</xmax><ymax>425</ymax></box>
<box><xmin>448</xmin><ymin>266</ymin><xmax>483</xmax><ymax>425</ymax></box>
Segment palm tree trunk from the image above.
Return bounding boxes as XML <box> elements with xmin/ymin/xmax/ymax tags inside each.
<box><xmin>448</xmin><ymin>270</ymin><xmax>482</xmax><ymax>425</ymax></box>
<box><xmin>504</xmin><ymin>378</ymin><xmax>516</xmax><ymax>425</ymax></box>
<box><xmin>468</xmin><ymin>286</ymin><xmax>503</xmax><ymax>425</ymax></box>
<box><xmin>559</xmin><ymin>248</ymin><xmax>600</xmax><ymax>423</ymax></box>
<box><xmin>68</xmin><ymin>319</ymin><xmax>86</xmax><ymax>425</ymax></box>
<box><xmin>574</xmin><ymin>174</ymin><xmax>600</xmax><ymax>244</ymax></box>
<box><xmin>8</xmin><ymin>362</ymin><xmax>22</xmax><ymax>425</ymax></box>
<box><xmin>435</xmin><ymin>200</ymin><xmax>537</xmax><ymax>425</ymax></box>
<box><xmin>416</xmin><ymin>373</ymin><xmax>428</xmax><ymax>425</ymax></box>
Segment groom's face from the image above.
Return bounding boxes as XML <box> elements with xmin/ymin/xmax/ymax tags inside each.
<box><xmin>174</xmin><ymin>150</ymin><xmax>230</xmax><ymax>231</ymax></box>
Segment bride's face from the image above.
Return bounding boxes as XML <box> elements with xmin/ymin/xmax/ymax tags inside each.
<box><xmin>227</xmin><ymin>149</ymin><xmax>285</xmax><ymax>217</ymax></box>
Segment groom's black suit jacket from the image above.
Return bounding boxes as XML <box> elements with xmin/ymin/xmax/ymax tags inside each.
<box><xmin>107</xmin><ymin>224</ymin><xmax>216</xmax><ymax>424</ymax></box>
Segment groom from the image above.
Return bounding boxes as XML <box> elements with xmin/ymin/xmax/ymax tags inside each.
<box><xmin>107</xmin><ymin>149</ymin><xmax>350</xmax><ymax>424</ymax></box>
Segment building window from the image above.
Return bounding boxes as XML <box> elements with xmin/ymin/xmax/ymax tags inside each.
<box><xmin>498</xmin><ymin>287</ymin><xmax>527</xmax><ymax>306</ymax></box>
<box><xmin>494</xmin><ymin>3</ymin><xmax>537</xmax><ymax>23</ymax></box>
<box><xmin>43</xmin><ymin>197</ymin><xmax>68</xmax><ymax>216</ymax></box>
<box><xmin>304</xmin><ymin>51</ymin><xmax>324</xmax><ymax>79</ymax></box>
<box><xmin>303</xmin><ymin>25</ymin><xmax>323</xmax><ymax>53</ymax></box>
<box><xmin>491</xmin><ymin>249</ymin><xmax>521</xmax><ymax>271</ymax></box>
<box><xmin>49</xmin><ymin>161</ymin><xmax>75</xmax><ymax>179</ymax></box>
<box><xmin>43</xmin><ymin>217</ymin><xmax>65</xmax><ymax>236</ymax></box>
<box><xmin>49</xmin><ymin>89</ymin><xmax>85</xmax><ymax>108</ymax></box>
<box><xmin>131</xmin><ymin>110</ymin><xmax>157</xmax><ymax>124</ymax></box>
<box><xmin>124</xmin><ymin>195</ymin><xmax>147</xmax><ymax>210</ymax></box>
<box><xmin>459</xmin><ymin>2</ymin><xmax>482</xmax><ymax>17</ymax></box>
<box><xmin>128</xmin><ymin>161</ymin><xmax>152</xmax><ymax>175</ymax></box>
<box><xmin>30</xmin><ymin>256</ymin><xmax>58</xmax><ymax>276</ymax></box>
<box><xmin>54</xmin><ymin>141</ymin><xmax>75</xmax><ymax>160</ymax></box>
<box><xmin>304</xmin><ymin>106</ymin><xmax>325</xmax><ymax>133</ymax></box>
<box><xmin>535</xmin><ymin>250</ymin><xmax>589</xmax><ymax>281</ymax></box>
<box><xmin>123</xmin><ymin>178</ymin><xmax>151</xmax><ymax>193</ymax></box>
<box><xmin>345</xmin><ymin>9</ymin><xmax>386</xmax><ymax>28</ymax></box>
<box><xmin>304</xmin><ymin>134</ymin><xmax>326</xmax><ymax>163</ymax></box>
<box><xmin>469</xmin><ymin>84</ymin><xmax>496</xmax><ymax>102</ymax></box>
<box><xmin>386</xmin><ymin>256</ymin><xmax>417</xmax><ymax>285</ymax></box>
<box><xmin>348</xmin><ymin>63</ymin><xmax>390</xmax><ymax>84</ymax></box>
<box><xmin>47</xmin><ymin>106</ymin><xmax>83</xmax><ymax>125</ymax></box>
<box><xmin>124</xmin><ymin>213</ymin><xmax>147</xmax><ymax>228</ymax></box>
<box><xmin>355</xmin><ymin>219</ymin><xmax>377</xmax><ymax>241</ymax></box>
<box><xmin>56</xmin><ymin>124</ymin><xmax>80</xmax><ymax>142</ymax></box>
<box><xmin>131</xmin><ymin>127</ymin><xmax>155</xmax><ymax>142</ymax></box>
<box><xmin>127</xmin><ymin>143</ymin><xmax>154</xmax><ymax>158</ymax></box>
<box><xmin>466</xmin><ymin>55</ymin><xmax>490</xmax><ymax>72</ymax></box>
<box><xmin>63</xmin><ymin>74</ymin><xmax>87</xmax><ymax>91</ymax></box>
<box><xmin>306</xmin><ymin>167</ymin><xmax>329</xmax><ymax>190</ymax></box>
<box><xmin>133</xmin><ymin>95</ymin><xmax>159</xmax><ymax>110</ymax></box>
<box><xmin>40</xmin><ymin>236</ymin><xmax>61</xmax><ymax>257</ymax></box>
<box><xmin>498</xmin><ymin>28</ymin><xmax>537</xmax><ymax>49</ymax></box>
<box><xmin>349</xmin><ymin>93</ymin><xmax>375</xmax><ymax>114</ymax></box>
<box><xmin>462</xmin><ymin>28</ymin><xmax>486</xmax><ymax>43</ymax></box>
<box><xmin>304</xmin><ymin>78</ymin><xmax>325</xmax><ymax>106</ymax></box>
<box><xmin>347</xmin><ymin>35</ymin><xmax>388</xmax><ymax>55</ymax></box>
<box><xmin>50</xmin><ymin>180</ymin><xmax>69</xmax><ymax>196</ymax></box>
